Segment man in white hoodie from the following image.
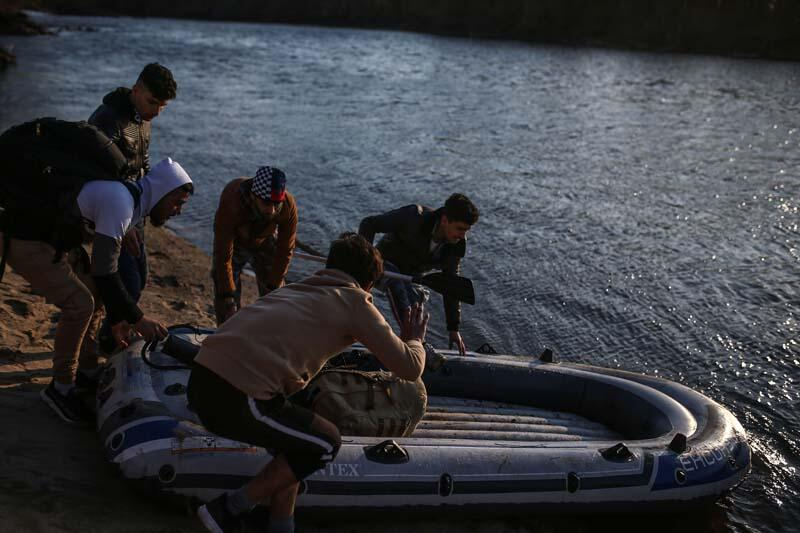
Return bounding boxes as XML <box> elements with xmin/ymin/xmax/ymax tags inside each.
<box><xmin>0</xmin><ymin>158</ymin><xmax>193</xmax><ymax>425</ymax></box>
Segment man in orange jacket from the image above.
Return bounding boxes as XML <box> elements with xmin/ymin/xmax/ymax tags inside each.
<box><xmin>211</xmin><ymin>166</ymin><xmax>297</xmax><ymax>324</ymax></box>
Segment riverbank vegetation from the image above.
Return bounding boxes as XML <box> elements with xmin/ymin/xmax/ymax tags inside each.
<box><xmin>27</xmin><ymin>0</ymin><xmax>800</xmax><ymax>60</ymax></box>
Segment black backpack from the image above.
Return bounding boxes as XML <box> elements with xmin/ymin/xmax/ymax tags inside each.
<box><xmin>0</xmin><ymin>117</ymin><xmax>137</xmax><ymax>281</ymax></box>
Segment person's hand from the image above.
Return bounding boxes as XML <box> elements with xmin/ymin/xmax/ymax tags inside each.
<box><xmin>449</xmin><ymin>330</ymin><xmax>466</xmax><ymax>356</ymax></box>
<box><xmin>122</xmin><ymin>228</ymin><xmax>142</xmax><ymax>257</ymax></box>
<box><xmin>111</xmin><ymin>321</ymin><xmax>133</xmax><ymax>349</ymax></box>
<box><xmin>133</xmin><ymin>316</ymin><xmax>168</xmax><ymax>342</ymax></box>
<box><xmin>216</xmin><ymin>296</ymin><xmax>238</xmax><ymax>324</ymax></box>
<box><xmin>400</xmin><ymin>303</ymin><xmax>429</xmax><ymax>343</ymax></box>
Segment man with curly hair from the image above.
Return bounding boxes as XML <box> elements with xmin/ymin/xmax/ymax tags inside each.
<box><xmin>88</xmin><ymin>63</ymin><xmax>178</xmax><ymax>354</ymax></box>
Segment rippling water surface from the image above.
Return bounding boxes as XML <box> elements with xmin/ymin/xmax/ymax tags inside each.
<box><xmin>1</xmin><ymin>12</ymin><xmax>798</xmax><ymax>532</ymax></box>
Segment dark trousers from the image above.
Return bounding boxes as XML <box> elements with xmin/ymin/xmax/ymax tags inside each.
<box><xmin>188</xmin><ymin>364</ymin><xmax>341</xmax><ymax>481</ymax></box>
<box><xmin>212</xmin><ymin>238</ymin><xmax>275</xmax><ymax>323</ymax></box>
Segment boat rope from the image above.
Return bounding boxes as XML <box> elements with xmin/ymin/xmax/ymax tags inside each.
<box><xmin>140</xmin><ymin>338</ymin><xmax>192</xmax><ymax>371</ymax></box>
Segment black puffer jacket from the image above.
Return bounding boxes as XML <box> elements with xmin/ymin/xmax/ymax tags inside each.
<box><xmin>88</xmin><ymin>87</ymin><xmax>151</xmax><ymax>180</ymax></box>
<box><xmin>359</xmin><ymin>204</ymin><xmax>466</xmax><ymax>332</ymax></box>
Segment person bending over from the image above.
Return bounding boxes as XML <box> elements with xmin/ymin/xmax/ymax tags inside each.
<box><xmin>0</xmin><ymin>158</ymin><xmax>193</xmax><ymax>424</ymax></box>
<box><xmin>211</xmin><ymin>166</ymin><xmax>297</xmax><ymax>324</ymax></box>
<box><xmin>359</xmin><ymin>193</ymin><xmax>479</xmax><ymax>355</ymax></box>
<box><xmin>190</xmin><ymin>232</ymin><xmax>428</xmax><ymax>533</ymax></box>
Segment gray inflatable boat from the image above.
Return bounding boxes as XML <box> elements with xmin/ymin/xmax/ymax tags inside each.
<box><xmin>96</xmin><ymin>326</ymin><xmax>750</xmax><ymax>513</ymax></box>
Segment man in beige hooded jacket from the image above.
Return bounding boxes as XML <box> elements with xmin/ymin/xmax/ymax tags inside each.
<box><xmin>189</xmin><ymin>232</ymin><xmax>428</xmax><ymax>533</ymax></box>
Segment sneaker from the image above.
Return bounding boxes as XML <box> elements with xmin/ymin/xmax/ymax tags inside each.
<box><xmin>40</xmin><ymin>381</ymin><xmax>93</xmax><ymax>426</ymax></box>
<box><xmin>197</xmin><ymin>493</ymin><xmax>242</xmax><ymax>533</ymax></box>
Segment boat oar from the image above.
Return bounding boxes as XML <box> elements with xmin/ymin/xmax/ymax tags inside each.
<box><xmin>293</xmin><ymin>251</ymin><xmax>475</xmax><ymax>305</ymax></box>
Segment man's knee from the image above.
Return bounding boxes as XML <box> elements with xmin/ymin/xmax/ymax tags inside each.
<box><xmin>285</xmin><ymin>431</ymin><xmax>342</xmax><ymax>481</ymax></box>
<box><xmin>61</xmin><ymin>285</ymin><xmax>95</xmax><ymax>322</ymax></box>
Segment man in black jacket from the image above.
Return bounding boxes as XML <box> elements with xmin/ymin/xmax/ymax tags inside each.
<box><xmin>359</xmin><ymin>193</ymin><xmax>479</xmax><ymax>355</ymax></box>
<box><xmin>89</xmin><ymin>63</ymin><xmax>177</xmax><ymax>350</ymax></box>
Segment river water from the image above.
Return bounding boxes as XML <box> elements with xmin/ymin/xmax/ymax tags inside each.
<box><xmin>1</xmin><ymin>11</ymin><xmax>798</xmax><ymax>533</ymax></box>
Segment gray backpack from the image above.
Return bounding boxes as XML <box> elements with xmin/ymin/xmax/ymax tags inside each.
<box><xmin>306</xmin><ymin>369</ymin><xmax>427</xmax><ymax>437</ymax></box>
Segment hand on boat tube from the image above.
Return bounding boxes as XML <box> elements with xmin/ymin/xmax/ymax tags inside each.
<box><xmin>111</xmin><ymin>316</ymin><xmax>168</xmax><ymax>349</ymax></box>
<box><xmin>449</xmin><ymin>331</ymin><xmax>466</xmax><ymax>356</ymax></box>
<box><xmin>111</xmin><ymin>321</ymin><xmax>133</xmax><ymax>349</ymax></box>
<box><xmin>401</xmin><ymin>302</ymin><xmax>429</xmax><ymax>344</ymax></box>
<box><xmin>134</xmin><ymin>316</ymin><xmax>168</xmax><ymax>343</ymax></box>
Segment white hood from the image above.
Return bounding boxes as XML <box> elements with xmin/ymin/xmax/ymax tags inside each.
<box><xmin>138</xmin><ymin>158</ymin><xmax>193</xmax><ymax>216</ymax></box>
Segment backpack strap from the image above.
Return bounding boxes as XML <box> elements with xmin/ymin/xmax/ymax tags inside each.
<box><xmin>122</xmin><ymin>180</ymin><xmax>142</xmax><ymax>211</ymax></box>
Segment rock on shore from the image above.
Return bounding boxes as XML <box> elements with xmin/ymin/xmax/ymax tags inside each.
<box><xmin>0</xmin><ymin>44</ymin><xmax>14</xmax><ymax>68</ymax></box>
<box><xmin>0</xmin><ymin>8</ymin><xmax>50</xmax><ymax>35</ymax></box>
<box><xmin>0</xmin><ymin>7</ymin><xmax>51</xmax><ymax>69</ymax></box>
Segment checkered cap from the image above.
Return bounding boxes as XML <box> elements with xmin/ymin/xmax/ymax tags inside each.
<box><xmin>251</xmin><ymin>166</ymin><xmax>287</xmax><ymax>202</ymax></box>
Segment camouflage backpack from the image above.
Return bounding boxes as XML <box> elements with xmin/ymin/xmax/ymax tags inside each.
<box><xmin>305</xmin><ymin>369</ymin><xmax>427</xmax><ymax>437</ymax></box>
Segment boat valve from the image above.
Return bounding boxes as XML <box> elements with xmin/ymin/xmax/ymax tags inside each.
<box><xmin>439</xmin><ymin>473</ymin><xmax>453</xmax><ymax>497</ymax></box>
<box><xmin>567</xmin><ymin>472</ymin><xmax>581</xmax><ymax>493</ymax></box>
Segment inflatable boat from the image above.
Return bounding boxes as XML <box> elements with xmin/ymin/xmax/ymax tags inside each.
<box><xmin>96</xmin><ymin>326</ymin><xmax>750</xmax><ymax>513</ymax></box>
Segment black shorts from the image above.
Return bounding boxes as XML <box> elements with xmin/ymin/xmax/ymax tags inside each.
<box><xmin>187</xmin><ymin>363</ymin><xmax>341</xmax><ymax>481</ymax></box>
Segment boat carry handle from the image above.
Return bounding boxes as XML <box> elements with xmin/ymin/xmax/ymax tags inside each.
<box><xmin>364</xmin><ymin>439</ymin><xmax>409</xmax><ymax>464</ymax></box>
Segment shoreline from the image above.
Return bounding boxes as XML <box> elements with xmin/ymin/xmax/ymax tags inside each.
<box><xmin>27</xmin><ymin>0</ymin><xmax>800</xmax><ymax>61</ymax></box>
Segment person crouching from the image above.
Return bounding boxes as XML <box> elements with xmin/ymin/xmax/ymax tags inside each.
<box><xmin>189</xmin><ymin>232</ymin><xmax>428</xmax><ymax>533</ymax></box>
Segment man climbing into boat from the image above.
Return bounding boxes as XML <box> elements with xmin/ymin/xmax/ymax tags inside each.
<box><xmin>189</xmin><ymin>232</ymin><xmax>428</xmax><ymax>533</ymax></box>
<box><xmin>88</xmin><ymin>63</ymin><xmax>178</xmax><ymax>352</ymax></box>
<box><xmin>359</xmin><ymin>193</ymin><xmax>479</xmax><ymax>355</ymax></box>
<box><xmin>211</xmin><ymin>166</ymin><xmax>297</xmax><ymax>324</ymax></box>
<box><xmin>0</xmin><ymin>153</ymin><xmax>193</xmax><ymax>425</ymax></box>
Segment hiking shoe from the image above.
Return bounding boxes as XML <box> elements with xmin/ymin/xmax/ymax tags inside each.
<box><xmin>40</xmin><ymin>381</ymin><xmax>93</xmax><ymax>426</ymax></box>
<box><xmin>197</xmin><ymin>493</ymin><xmax>242</xmax><ymax>533</ymax></box>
